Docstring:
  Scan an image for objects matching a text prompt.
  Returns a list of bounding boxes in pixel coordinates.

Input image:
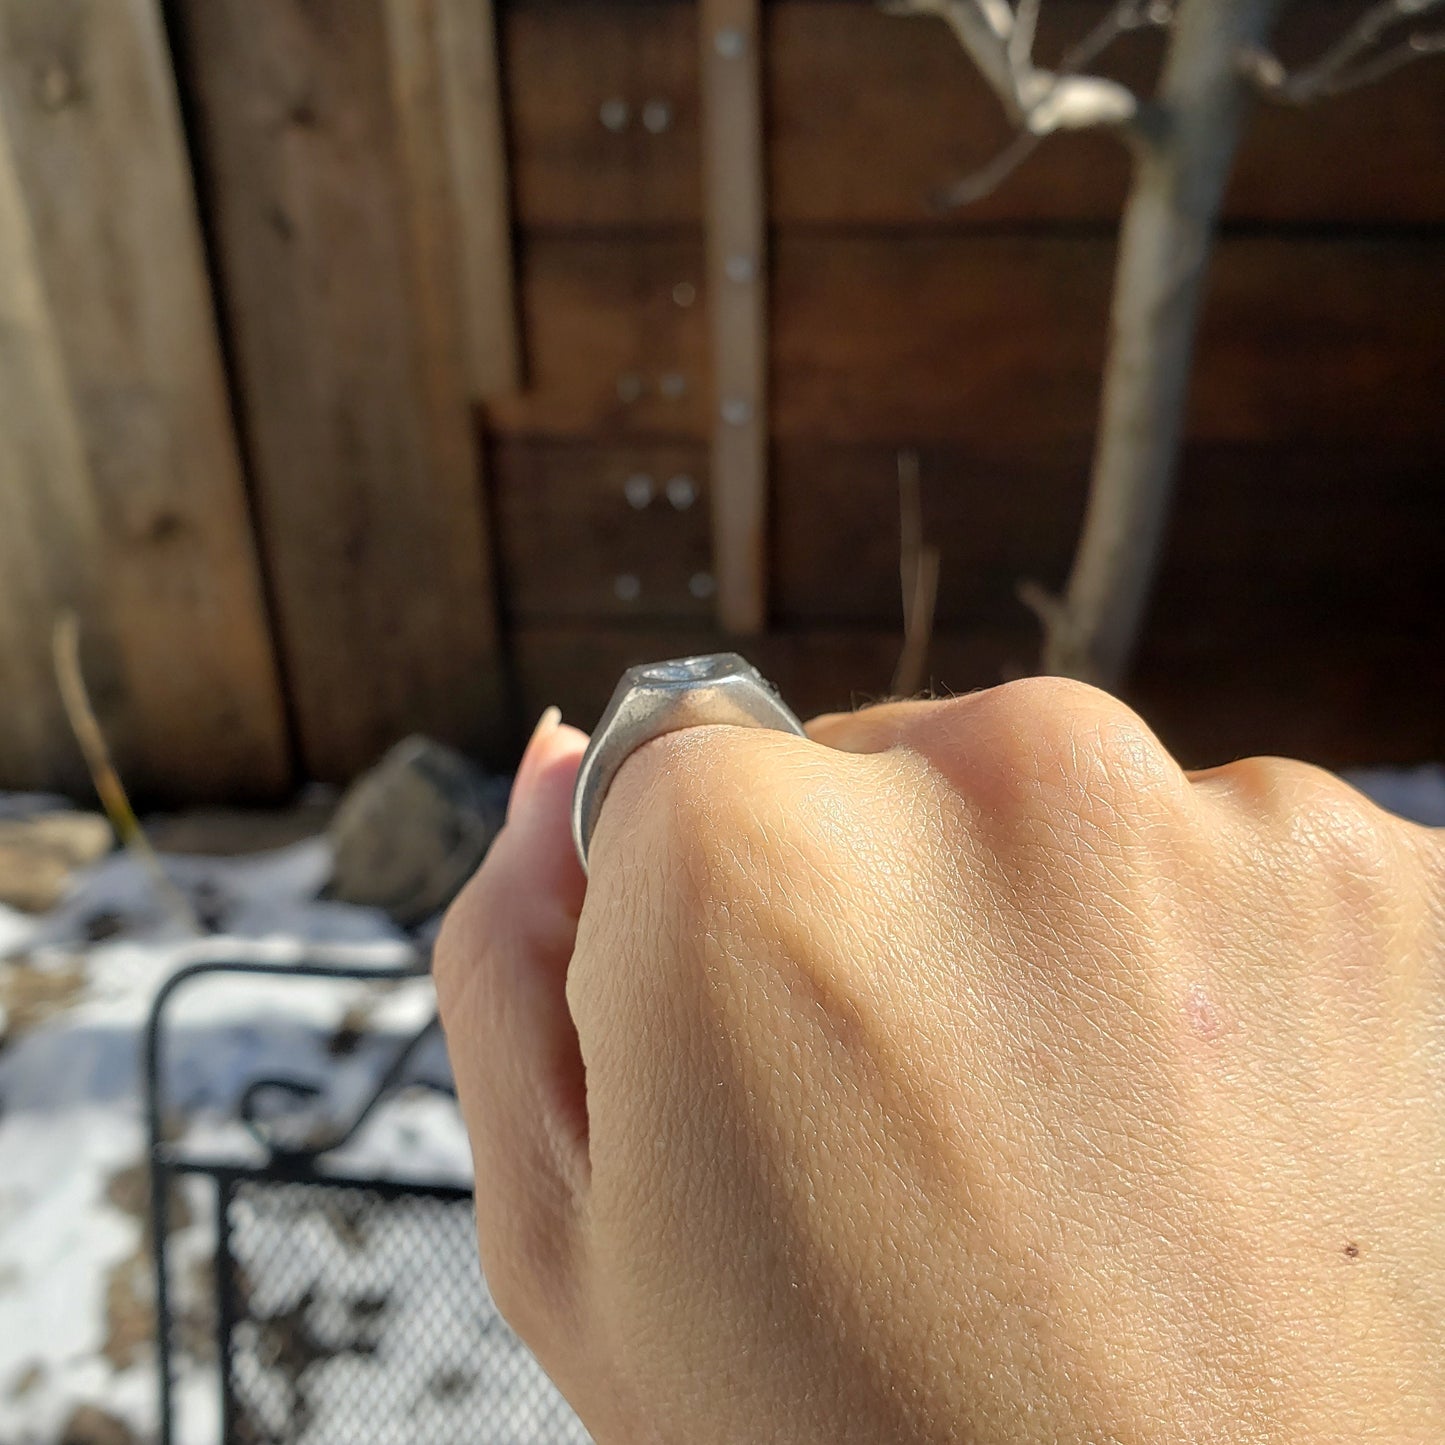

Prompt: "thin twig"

[933,128,1045,207]
[1060,0,1176,74]
[1243,0,1444,101]
[886,0,1143,133]
[891,452,941,697]
[1325,28,1445,90]
[1009,0,1043,71]
[898,449,923,636]
[53,613,198,930]
[1289,0,1439,79]
[918,0,1174,209]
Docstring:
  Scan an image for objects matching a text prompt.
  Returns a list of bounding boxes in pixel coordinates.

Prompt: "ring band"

[570,653,806,871]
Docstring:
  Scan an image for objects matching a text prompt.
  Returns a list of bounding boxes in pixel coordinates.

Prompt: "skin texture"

[434,680,1445,1444]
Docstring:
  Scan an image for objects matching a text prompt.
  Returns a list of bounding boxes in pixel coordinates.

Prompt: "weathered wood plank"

[433,0,521,396]
[493,440,1444,658]
[487,237,710,437]
[769,440,1445,638]
[0,111,107,796]
[503,0,1445,229]
[513,621,1445,771]
[504,0,701,230]
[700,0,769,631]
[173,0,509,780]
[486,235,1445,445]
[0,0,289,802]
[491,440,713,619]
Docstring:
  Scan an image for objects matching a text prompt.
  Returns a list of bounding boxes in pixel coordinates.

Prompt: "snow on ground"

[0,818,585,1444]
[1345,762,1445,827]
[1,765,1439,1443]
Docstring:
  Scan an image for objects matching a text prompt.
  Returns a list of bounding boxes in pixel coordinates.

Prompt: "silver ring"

[571,653,806,871]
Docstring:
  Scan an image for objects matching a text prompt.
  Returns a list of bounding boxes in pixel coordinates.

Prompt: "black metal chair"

[145,955,589,1444]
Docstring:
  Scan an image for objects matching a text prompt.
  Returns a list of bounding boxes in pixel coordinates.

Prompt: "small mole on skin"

[1344,1242,1360,1259]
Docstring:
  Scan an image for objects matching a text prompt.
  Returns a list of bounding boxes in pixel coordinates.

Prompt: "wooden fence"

[1,0,1441,802]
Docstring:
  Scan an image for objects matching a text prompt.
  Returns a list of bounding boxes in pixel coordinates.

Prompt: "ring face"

[570,652,805,871]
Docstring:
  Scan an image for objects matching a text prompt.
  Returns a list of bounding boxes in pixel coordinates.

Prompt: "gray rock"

[326,737,506,926]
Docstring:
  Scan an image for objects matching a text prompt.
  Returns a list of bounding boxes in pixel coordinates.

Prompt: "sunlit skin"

[435,679,1445,1444]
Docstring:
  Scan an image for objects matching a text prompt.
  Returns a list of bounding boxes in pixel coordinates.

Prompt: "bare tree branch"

[932,128,1044,207]
[1009,0,1043,73]
[1242,0,1445,101]
[885,0,1144,134]
[904,0,1438,685]
[1060,0,1177,74]
[903,0,1176,209]
[1027,0,1291,685]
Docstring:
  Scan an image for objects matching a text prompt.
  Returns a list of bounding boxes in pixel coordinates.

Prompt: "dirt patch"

[177,1250,218,1365]
[103,1161,193,1234]
[56,1404,138,1445]
[102,1246,153,1371]
[100,1164,204,1370]
[7,1362,43,1401]
[326,999,374,1057]
[0,958,87,1041]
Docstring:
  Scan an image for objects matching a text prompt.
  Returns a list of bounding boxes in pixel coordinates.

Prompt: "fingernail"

[508,706,562,822]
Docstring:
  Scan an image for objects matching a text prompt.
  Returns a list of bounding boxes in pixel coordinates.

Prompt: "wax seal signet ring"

[570,653,806,871]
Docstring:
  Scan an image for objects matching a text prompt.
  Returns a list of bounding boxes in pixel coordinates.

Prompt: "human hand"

[435,681,1445,1443]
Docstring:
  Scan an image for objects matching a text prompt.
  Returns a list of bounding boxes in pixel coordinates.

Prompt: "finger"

[806,697,959,754]
[434,709,591,1323]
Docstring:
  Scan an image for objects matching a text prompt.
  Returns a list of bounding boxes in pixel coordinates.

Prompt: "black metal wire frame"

[144,953,448,1445]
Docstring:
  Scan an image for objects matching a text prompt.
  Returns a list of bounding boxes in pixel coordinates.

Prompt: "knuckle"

[930,677,1182,815]
[1214,756,1398,877]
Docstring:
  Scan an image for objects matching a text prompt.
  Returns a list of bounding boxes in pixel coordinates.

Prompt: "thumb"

[435,709,592,1327]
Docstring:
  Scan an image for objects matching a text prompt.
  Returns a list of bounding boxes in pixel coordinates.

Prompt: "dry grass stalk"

[52,613,197,930]
[891,451,941,698]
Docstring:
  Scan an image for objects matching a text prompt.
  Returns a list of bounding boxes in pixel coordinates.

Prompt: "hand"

[435,680,1445,1444]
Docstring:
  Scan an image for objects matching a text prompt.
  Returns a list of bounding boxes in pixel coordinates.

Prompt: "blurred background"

[0,0,1440,1441]
[1,0,1441,807]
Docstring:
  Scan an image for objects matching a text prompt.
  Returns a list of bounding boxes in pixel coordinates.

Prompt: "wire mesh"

[220,1178,590,1445]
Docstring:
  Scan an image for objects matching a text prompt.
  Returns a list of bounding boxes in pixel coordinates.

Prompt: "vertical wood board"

[0,110,106,793]
[0,0,289,800]
[433,0,521,397]
[700,0,768,633]
[174,0,508,780]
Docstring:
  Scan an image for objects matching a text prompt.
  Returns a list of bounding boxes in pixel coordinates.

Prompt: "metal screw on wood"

[641,99,673,134]
[623,474,654,509]
[666,475,698,510]
[614,573,642,602]
[35,62,79,110]
[672,281,697,308]
[721,397,752,426]
[714,27,746,58]
[724,254,756,284]
[689,571,717,600]
[616,373,645,404]
[659,372,688,400]
[599,97,630,132]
